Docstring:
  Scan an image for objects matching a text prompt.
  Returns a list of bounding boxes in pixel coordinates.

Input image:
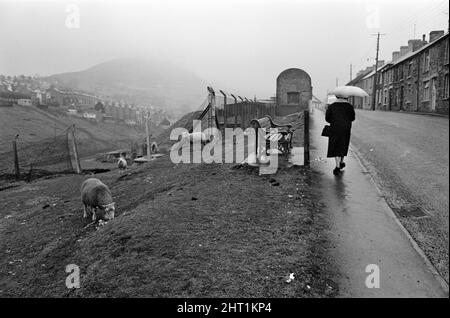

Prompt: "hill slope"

[48,58,207,113]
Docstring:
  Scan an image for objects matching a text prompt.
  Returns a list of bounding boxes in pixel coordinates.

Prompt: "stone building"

[276,68,312,116]
[349,30,449,115]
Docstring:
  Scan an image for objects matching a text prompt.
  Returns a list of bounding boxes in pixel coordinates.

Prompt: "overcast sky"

[0,0,448,99]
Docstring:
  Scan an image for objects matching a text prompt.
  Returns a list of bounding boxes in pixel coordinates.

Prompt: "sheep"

[80,178,115,221]
[117,156,127,174]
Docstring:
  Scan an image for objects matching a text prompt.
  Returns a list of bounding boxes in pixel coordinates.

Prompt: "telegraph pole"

[371,32,386,111]
[350,64,353,82]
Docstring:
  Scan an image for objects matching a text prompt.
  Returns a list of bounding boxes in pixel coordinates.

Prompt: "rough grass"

[0,154,338,297]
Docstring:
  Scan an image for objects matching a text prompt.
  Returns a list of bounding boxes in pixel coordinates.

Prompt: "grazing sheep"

[117,156,127,174]
[81,178,115,221]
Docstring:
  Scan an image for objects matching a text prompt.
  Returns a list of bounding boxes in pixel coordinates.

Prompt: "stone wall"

[276,68,312,116]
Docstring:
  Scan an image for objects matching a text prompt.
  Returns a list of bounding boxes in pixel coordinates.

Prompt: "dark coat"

[325,102,355,158]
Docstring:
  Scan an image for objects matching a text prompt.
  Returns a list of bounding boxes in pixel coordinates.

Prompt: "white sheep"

[80,178,115,221]
[117,156,127,174]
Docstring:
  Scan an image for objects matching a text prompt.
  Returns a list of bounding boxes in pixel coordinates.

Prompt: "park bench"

[249,115,293,156]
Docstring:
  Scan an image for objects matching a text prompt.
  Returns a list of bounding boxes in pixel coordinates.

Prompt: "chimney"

[378,60,385,67]
[400,45,410,56]
[408,39,424,52]
[429,30,445,43]
[422,34,426,42]
[392,51,400,61]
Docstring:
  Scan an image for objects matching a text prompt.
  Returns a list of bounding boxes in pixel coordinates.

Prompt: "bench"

[249,115,293,156]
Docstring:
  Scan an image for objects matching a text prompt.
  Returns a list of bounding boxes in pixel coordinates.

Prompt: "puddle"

[392,206,428,218]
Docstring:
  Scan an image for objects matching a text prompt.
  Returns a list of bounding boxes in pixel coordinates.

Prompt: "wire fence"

[0,125,78,182]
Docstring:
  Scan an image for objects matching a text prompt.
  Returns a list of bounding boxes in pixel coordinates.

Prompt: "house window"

[423,81,430,101]
[408,61,413,77]
[423,50,430,72]
[444,74,449,99]
[384,89,387,105]
[287,92,300,104]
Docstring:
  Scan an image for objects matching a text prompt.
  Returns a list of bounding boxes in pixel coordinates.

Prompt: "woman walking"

[325,96,355,175]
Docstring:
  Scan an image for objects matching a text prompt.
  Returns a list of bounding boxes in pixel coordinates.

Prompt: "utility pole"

[371,32,386,111]
[350,64,353,82]
[13,134,20,180]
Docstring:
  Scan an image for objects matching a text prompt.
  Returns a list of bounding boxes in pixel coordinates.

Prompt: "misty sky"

[0,0,448,100]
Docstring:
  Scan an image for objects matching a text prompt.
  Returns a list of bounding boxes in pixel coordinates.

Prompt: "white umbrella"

[329,86,369,98]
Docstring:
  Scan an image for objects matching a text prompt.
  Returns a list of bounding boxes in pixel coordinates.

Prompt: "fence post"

[12,134,20,180]
[304,110,310,167]
[220,90,227,130]
[207,86,216,134]
[238,96,244,127]
[231,94,238,129]
[145,111,151,161]
[70,125,82,173]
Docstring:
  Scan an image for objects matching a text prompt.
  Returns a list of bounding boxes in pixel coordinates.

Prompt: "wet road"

[310,108,448,297]
[350,110,449,282]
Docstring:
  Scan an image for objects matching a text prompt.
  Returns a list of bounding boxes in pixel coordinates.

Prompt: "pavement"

[310,108,448,297]
[350,109,449,282]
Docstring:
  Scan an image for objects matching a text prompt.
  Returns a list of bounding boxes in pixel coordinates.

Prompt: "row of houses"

[348,30,449,115]
[0,81,171,127]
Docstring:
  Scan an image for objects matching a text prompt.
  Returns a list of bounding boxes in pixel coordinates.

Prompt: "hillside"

[0,151,338,297]
[47,58,207,114]
[0,105,159,179]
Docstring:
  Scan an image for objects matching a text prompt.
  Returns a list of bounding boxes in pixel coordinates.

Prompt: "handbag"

[321,125,332,137]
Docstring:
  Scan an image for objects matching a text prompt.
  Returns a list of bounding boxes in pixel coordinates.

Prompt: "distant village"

[348,30,449,115]
[0,74,172,128]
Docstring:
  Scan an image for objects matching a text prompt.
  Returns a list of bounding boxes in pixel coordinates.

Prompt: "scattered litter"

[314,157,326,163]
[369,148,374,152]
[288,195,294,198]
[306,285,311,289]
[303,217,313,224]
[271,182,280,187]
[269,178,277,183]
[96,220,108,229]
[191,197,198,201]
[4,215,12,219]
[286,273,295,283]
[287,211,292,214]
[42,204,50,209]
[82,221,95,229]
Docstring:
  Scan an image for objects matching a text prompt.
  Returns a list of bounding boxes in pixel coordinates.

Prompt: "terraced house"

[349,30,449,115]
